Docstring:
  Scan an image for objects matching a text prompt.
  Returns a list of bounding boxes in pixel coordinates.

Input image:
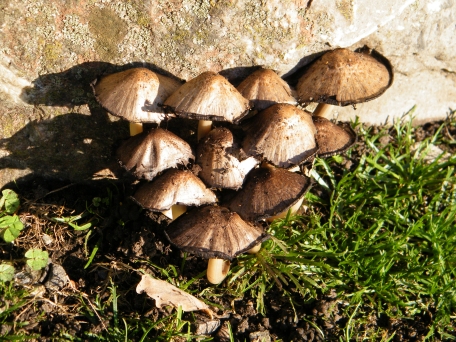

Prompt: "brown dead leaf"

[136,274,213,318]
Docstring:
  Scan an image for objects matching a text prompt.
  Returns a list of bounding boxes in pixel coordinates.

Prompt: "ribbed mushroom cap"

[163,71,250,123]
[297,48,393,106]
[313,117,357,158]
[197,127,259,190]
[116,128,194,180]
[237,68,297,111]
[242,104,318,168]
[226,167,312,222]
[132,169,217,211]
[164,205,269,260]
[91,67,181,123]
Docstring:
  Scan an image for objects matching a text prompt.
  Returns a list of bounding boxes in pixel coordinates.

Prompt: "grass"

[1,112,456,340]
[217,112,456,339]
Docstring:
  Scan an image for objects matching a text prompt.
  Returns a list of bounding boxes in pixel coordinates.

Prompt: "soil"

[1,119,455,341]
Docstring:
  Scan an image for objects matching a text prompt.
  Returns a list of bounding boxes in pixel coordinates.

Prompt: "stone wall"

[1,0,455,188]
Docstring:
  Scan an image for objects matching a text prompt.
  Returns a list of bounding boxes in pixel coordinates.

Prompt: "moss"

[43,42,62,64]
[336,0,354,22]
[136,12,151,28]
[88,7,128,60]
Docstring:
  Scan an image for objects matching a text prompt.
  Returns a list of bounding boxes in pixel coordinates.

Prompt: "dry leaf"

[136,275,212,317]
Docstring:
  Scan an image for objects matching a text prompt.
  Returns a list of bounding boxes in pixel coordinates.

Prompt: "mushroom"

[165,205,269,284]
[242,103,318,169]
[313,116,357,158]
[296,48,393,118]
[237,68,297,112]
[116,128,194,181]
[132,169,217,220]
[197,127,259,190]
[91,67,181,136]
[163,71,250,140]
[226,164,312,222]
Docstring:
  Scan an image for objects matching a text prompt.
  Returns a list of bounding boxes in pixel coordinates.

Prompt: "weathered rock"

[0,0,454,188]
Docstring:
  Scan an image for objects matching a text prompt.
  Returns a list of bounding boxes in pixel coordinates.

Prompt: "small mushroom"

[164,71,250,140]
[197,127,259,190]
[116,128,194,181]
[226,164,312,222]
[237,68,297,112]
[132,169,217,220]
[165,205,269,284]
[313,117,357,158]
[242,103,318,169]
[91,68,181,136]
[296,48,393,118]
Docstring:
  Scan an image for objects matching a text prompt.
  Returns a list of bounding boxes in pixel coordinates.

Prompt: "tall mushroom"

[296,48,393,118]
[237,68,297,112]
[164,71,250,141]
[91,67,181,136]
[132,169,217,220]
[165,205,268,284]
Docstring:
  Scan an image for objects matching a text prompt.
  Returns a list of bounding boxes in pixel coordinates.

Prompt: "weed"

[0,282,40,340]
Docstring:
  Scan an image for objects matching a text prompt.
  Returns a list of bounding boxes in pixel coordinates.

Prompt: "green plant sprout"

[24,249,49,271]
[0,189,24,243]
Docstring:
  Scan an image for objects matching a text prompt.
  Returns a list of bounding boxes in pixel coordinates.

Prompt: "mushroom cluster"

[91,47,393,284]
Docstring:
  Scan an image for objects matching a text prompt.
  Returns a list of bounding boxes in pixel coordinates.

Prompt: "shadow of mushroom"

[20,61,182,108]
[0,61,184,190]
[0,109,129,190]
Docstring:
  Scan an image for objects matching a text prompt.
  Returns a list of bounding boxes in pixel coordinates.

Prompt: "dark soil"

[1,119,455,341]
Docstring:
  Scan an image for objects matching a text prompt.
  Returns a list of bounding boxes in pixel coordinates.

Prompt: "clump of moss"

[336,0,354,22]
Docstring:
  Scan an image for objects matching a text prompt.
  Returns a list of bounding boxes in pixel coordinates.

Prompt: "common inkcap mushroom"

[197,127,258,190]
[165,205,268,284]
[132,169,217,220]
[296,48,393,118]
[313,116,357,158]
[91,67,181,136]
[243,103,318,169]
[237,68,297,112]
[116,128,194,181]
[164,71,250,140]
[226,164,312,222]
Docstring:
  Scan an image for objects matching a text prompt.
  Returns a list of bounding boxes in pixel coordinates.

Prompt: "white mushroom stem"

[197,120,213,141]
[162,204,187,220]
[246,243,261,254]
[312,103,333,118]
[130,122,144,136]
[207,258,230,284]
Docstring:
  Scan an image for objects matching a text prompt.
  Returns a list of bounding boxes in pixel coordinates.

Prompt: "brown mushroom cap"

[237,68,297,111]
[116,128,194,180]
[91,68,181,123]
[197,127,259,190]
[164,205,269,260]
[242,103,318,168]
[163,71,250,123]
[296,48,393,106]
[313,117,357,158]
[226,167,312,222]
[132,169,217,211]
